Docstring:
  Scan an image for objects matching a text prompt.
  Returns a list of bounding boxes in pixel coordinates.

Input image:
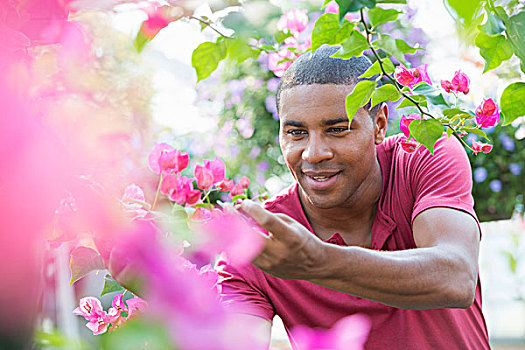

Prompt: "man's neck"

[298,160,383,247]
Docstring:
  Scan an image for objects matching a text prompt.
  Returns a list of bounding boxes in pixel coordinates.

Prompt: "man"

[217,46,491,349]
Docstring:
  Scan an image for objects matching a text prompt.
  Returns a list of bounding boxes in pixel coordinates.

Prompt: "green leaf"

[396,95,427,109]
[192,39,227,82]
[345,80,376,123]
[225,38,260,64]
[311,13,354,52]
[193,203,215,209]
[474,31,513,72]
[500,82,525,125]
[442,108,471,120]
[99,319,172,349]
[376,0,406,3]
[408,118,444,155]
[445,0,483,26]
[459,126,490,140]
[359,58,395,78]
[230,194,247,202]
[502,251,517,273]
[101,274,124,296]
[134,30,150,53]
[446,127,455,137]
[507,12,525,69]
[70,246,105,285]
[479,9,506,34]
[368,7,401,27]
[412,82,449,106]
[336,0,376,21]
[331,30,369,59]
[493,6,509,21]
[370,84,401,107]
[375,34,417,65]
[274,31,295,43]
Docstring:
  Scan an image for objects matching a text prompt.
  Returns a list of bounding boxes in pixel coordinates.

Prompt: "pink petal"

[148,143,173,174]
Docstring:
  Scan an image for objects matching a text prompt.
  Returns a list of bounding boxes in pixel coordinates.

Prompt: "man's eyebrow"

[283,120,305,127]
[323,118,350,126]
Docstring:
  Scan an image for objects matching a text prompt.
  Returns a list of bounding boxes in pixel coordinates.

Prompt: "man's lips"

[302,170,342,188]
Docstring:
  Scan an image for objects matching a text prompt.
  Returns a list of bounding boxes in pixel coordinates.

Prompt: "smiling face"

[279,84,387,210]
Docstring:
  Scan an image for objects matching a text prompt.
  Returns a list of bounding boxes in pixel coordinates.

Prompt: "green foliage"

[345,80,376,123]
[371,84,401,107]
[445,0,483,26]
[331,30,369,59]
[192,38,227,82]
[226,38,260,64]
[101,274,124,296]
[506,12,525,72]
[475,31,514,72]
[501,82,525,125]
[397,95,427,109]
[459,126,490,140]
[479,9,506,35]
[99,319,172,349]
[408,118,444,154]
[368,7,401,27]
[34,328,89,349]
[311,13,354,52]
[70,246,105,285]
[411,82,449,107]
[336,0,376,21]
[359,58,395,78]
[442,107,471,119]
[374,34,418,65]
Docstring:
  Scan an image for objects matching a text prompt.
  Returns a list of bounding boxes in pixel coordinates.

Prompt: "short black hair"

[276,45,381,118]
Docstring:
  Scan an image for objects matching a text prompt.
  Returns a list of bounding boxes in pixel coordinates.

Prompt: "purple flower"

[473,167,487,183]
[498,133,515,152]
[509,163,521,175]
[267,78,280,92]
[257,161,270,172]
[249,146,261,159]
[489,179,502,192]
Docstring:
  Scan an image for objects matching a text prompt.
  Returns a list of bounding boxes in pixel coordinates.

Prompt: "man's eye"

[329,127,349,134]
[287,129,306,136]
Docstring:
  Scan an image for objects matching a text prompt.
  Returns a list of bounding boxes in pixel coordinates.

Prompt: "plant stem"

[190,16,233,39]
[151,174,164,211]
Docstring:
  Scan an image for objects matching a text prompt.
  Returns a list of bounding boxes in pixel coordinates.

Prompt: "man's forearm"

[309,243,477,310]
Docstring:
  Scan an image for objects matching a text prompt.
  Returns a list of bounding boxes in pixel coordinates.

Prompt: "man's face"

[278,84,386,209]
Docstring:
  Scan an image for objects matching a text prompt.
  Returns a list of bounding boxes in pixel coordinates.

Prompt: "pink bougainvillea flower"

[277,8,309,36]
[394,64,431,88]
[217,179,234,192]
[158,149,190,174]
[148,143,173,174]
[73,296,105,321]
[160,173,178,195]
[194,164,214,190]
[441,70,470,95]
[121,184,148,218]
[189,207,212,222]
[323,1,354,20]
[291,314,371,350]
[400,138,419,153]
[141,6,172,40]
[399,113,420,138]
[204,157,226,184]
[472,141,493,155]
[268,47,296,77]
[239,176,250,189]
[161,174,200,205]
[126,296,148,317]
[475,98,500,129]
[230,184,245,197]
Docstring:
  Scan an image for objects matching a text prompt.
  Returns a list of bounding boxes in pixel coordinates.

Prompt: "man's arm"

[240,201,480,310]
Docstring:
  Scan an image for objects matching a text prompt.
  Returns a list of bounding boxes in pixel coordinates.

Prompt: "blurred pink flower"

[121,184,148,218]
[141,6,172,39]
[204,157,226,183]
[277,8,309,36]
[239,176,250,189]
[161,174,200,205]
[323,1,354,21]
[399,113,420,138]
[158,149,190,174]
[394,64,431,88]
[268,47,295,77]
[217,179,234,192]
[441,70,470,95]
[230,184,245,197]
[73,297,110,335]
[475,98,499,128]
[148,143,173,174]
[195,164,214,190]
[291,314,371,350]
[472,141,493,155]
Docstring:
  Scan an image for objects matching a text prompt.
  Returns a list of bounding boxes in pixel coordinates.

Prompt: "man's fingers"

[239,200,291,238]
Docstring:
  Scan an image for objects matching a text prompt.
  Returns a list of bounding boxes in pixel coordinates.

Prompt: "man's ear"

[374,103,388,145]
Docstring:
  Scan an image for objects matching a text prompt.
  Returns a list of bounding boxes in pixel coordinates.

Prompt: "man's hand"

[239,200,328,280]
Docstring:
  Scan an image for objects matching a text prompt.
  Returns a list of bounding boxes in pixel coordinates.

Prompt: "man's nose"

[302,134,333,163]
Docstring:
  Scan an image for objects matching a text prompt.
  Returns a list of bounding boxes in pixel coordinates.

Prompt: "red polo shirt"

[217,134,490,349]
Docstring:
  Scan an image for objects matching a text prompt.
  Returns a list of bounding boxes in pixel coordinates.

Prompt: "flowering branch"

[189,16,233,39]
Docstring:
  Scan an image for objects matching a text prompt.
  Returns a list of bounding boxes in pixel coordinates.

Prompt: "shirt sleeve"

[409,135,481,234]
[215,258,276,322]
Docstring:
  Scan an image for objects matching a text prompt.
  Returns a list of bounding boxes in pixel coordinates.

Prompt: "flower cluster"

[73,294,147,335]
[394,64,432,88]
[440,70,470,95]
[398,113,421,153]
[268,9,311,77]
